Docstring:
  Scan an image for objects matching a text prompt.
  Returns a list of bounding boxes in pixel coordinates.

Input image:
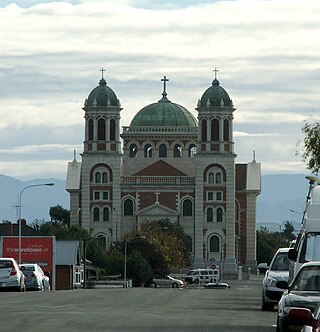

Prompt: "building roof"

[199,78,232,108]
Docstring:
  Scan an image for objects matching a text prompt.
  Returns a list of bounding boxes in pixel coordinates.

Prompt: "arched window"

[103,208,109,222]
[182,199,193,216]
[210,235,220,253]
[208,173,214,184]
[188,144,197,158]
[159,144,167,158]
[144,144,152,158]
[129,144,138,158]
[124,199,134,216]
[95,172,101,184]
[215,172,222,184]
[98,118,106,140]
[201,119,207,142]
[110,119,116,141]
[211,119,219,141]
[102,172,108,183]
[88,119,94,141]
[207,208,213,222]
[93,207,100,222]
[96,236,106,250]
[223,119,229,141]
[217,208,223,222]
[174,144,182,158]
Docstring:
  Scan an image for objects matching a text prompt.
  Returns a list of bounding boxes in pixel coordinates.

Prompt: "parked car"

[184,268,220,284]
[288,304,320,332]
[19,263,50,291]
[276,261,320,332]
[151,275,184,288]
[262,247,290,311]
[0,258,25,292]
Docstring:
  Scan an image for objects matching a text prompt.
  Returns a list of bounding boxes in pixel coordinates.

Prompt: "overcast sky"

[0,0,319,181]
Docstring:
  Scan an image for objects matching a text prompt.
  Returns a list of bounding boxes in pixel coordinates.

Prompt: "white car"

[19,263,50,291]
[152,275,184,288]
[262,247,290,311]
[0,258,25,292]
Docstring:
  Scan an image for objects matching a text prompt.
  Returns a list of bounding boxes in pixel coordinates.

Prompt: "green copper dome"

[130,90,197,127]
[86,77,119,107]
[199,78,232,108]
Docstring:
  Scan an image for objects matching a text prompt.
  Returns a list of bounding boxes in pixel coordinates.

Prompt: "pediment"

[138,203,178,216]
[133,160,187,176]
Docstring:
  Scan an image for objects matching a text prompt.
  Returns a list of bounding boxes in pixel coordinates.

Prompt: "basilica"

[66,70,261,274]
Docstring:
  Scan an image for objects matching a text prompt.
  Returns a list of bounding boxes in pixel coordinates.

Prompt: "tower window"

[103,207,109,222]
[98,118,106,140]
[207,208,213,222]
[102,172,108,183]
[88,119,94,141]
[210,235,220,253]
[223,119,229,141]
[201,119,207,142]
[93,207,100,222]
[208,173,214,184]
[95,172,101,184]
[159,144,167,158]
[110,119,116,141]
[217,208,223,222]
[216,172,222,184]
[211,119,219,141]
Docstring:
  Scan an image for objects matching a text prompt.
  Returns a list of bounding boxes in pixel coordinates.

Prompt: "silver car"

[262,247,290,311]
[152,275,184,288]
[0,258,25,292]
[19,263,50,291]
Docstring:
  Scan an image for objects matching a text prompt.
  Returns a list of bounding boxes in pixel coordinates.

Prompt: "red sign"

[2,237,53,273]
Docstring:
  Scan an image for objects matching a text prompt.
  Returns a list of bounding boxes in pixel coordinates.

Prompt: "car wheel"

[172,283,178,288]
[194,278,199,284]
[151,282,157,288]
[261,296,274,311]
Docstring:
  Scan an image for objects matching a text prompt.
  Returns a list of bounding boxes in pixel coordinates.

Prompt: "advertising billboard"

[2,237,54,273]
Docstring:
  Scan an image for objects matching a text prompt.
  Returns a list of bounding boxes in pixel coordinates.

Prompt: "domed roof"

[199,78,232,108]
[86,77,119,107]
[130,77,197,127]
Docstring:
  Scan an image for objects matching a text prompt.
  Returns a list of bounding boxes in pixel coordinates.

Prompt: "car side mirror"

[276,280,289,289]
[288,248,297,261]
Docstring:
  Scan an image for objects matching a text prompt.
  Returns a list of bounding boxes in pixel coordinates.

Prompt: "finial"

[158,76,170,102]
[100,67,105,79]
[253,150,256,162]
[213,67,219,80]
[73,150,77,162]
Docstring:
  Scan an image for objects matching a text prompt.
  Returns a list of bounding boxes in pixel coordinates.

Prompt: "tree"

[49,205,70,227]
[282,221,296,243]
[298,119,320,174]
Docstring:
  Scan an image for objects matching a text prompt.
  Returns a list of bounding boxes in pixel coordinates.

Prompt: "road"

[0,279,278,332]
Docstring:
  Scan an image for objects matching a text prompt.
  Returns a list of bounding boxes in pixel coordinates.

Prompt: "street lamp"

[18,182,55,264]
[124,236,144,288]
[83,233,108,289]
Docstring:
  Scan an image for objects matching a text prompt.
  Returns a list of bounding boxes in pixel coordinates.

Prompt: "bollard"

[238,266,243,280]
[248,267,251,280]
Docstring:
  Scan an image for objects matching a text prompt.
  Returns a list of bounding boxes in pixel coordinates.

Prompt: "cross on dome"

[161,76,169,97]
[213,67,219,80]
[100,67,106,79]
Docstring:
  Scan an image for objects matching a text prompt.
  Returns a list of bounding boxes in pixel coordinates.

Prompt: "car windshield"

[271,252,290,271]
[292,266,320,291]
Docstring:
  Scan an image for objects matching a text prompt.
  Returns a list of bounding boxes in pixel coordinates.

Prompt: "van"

[184,268,220,284]
[288,177,320,282]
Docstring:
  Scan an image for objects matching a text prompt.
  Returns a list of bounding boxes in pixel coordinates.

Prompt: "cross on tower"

[213,67,219,80]
[100,67,106,79]
[161,76,169,94]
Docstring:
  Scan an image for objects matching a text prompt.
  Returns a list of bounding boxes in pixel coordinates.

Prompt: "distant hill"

[0,174,69,224]
[0,173,311,232]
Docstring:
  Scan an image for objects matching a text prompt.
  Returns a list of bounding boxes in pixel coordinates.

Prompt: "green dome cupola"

[85,70,120,107]
[130,76,197,127]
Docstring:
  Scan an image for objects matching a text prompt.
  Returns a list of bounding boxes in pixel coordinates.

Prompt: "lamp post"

[124,236,144,288]
[83,233,108,289]
[18,182,55,264]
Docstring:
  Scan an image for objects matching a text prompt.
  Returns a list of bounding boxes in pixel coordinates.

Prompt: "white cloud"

[0,0,319,179]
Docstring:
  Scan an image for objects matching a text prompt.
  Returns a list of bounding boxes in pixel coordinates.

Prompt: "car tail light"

[10,267,17,276]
